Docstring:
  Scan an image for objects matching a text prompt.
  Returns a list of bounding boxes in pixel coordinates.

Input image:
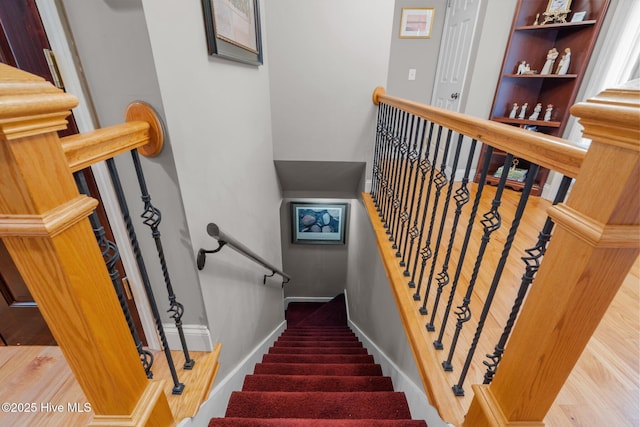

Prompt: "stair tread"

[225,391,412,419]
[254,362,383,376]
[209,418,428,426]
[274,341,363,348]
[269,346,368,355]
[263,354,375,364]
[242,374,394,392]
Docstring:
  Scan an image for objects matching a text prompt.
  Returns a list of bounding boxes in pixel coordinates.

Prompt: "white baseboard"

[163,323,213,352]
[344,290,450,427]
[177,321,286,426]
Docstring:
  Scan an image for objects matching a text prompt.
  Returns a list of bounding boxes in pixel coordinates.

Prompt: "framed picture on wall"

[291,202,349,244]
[399,8,435,38]
[201,0,263,65]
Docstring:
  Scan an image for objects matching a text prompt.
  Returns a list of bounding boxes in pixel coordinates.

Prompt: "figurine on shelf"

[517,60,527,75]
[533,13,540,25]
[509,103,519,118]
[529,103,542,120]
[544,104,554,121]
[556,48,571,74]
[541,48,559,75]
[518,102,528,119]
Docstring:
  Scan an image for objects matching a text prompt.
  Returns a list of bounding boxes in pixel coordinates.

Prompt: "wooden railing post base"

[465,385,544,427]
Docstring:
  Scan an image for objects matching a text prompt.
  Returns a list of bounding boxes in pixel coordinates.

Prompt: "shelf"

[492,117,561,127]
[484,175,541,193]
[503,74,577,79]
[515,20,597,31]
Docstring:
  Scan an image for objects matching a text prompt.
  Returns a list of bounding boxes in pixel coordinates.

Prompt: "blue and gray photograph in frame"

[293,203,346,243]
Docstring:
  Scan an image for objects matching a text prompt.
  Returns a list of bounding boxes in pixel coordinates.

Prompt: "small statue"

[541,48,559,75]
[518,102,528,119]
[509,103,519,119]
[556,48,571,74]
[529,103,542,120]
[544,104,554,121]
[533,13,540,25]
[517,60,527,75]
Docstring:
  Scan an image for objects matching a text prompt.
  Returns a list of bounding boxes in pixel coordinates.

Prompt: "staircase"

[208,294,427,426]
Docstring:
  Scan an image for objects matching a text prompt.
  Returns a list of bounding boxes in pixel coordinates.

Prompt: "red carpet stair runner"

[209,294,428,426]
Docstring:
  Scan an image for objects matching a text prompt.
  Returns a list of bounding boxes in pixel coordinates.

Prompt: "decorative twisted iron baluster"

[420,132,464,317]
[442,153,513,373]
[387,111,409,242]
[482,175,573,384]
[393,115,417,257]
[381,106,401,227]
[435,146,490,350]
[375,104,392,215]
[427,139,478,332]
[371,103,386,205]
[452,162,539,396]
[414,129,453,307]
[412,127,446,300]
[403,122,434,279]
[73,171,154,379]
[408,125,442,288]
[400,118,428,269]
[130,150,195,370]
[105,158,185,394]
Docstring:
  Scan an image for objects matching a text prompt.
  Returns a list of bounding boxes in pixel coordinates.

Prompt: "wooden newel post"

[0,65,174,425]
[464,80,640,427]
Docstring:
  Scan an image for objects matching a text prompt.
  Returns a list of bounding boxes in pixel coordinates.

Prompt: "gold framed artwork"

[545,0,572,13]
[399,8,434,39]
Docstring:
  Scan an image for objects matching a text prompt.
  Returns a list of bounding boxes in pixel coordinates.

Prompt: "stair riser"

[268,347,368,355]
[262,354,375,364]
[273,341,363,348]
[253,363,383,376]
[242,375,394,392]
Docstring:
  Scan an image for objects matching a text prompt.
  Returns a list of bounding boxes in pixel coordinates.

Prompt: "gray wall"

[387,0,447,103]
[280,199,350,298]
[60,0,207,326]
[266,0,394,171]
[140,0,284,380]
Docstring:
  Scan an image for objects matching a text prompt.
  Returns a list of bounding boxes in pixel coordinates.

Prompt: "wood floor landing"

[0,346,220,426]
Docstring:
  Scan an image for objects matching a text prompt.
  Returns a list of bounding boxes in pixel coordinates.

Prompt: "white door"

[431,0,482,112]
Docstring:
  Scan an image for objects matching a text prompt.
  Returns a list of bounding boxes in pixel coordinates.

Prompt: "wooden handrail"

[0,63,174,426]
[372,86,586,178]
[61,101,164,172]
[463,79,639,426]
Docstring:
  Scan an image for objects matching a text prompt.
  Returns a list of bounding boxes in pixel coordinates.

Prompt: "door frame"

[36,0,161,350]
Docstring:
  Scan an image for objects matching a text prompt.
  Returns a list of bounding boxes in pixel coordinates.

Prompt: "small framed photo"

[201,0,263,65]
[399,8,435,38]
[571,11,587,22]
[291,202,349,244]
[545,0,572,13]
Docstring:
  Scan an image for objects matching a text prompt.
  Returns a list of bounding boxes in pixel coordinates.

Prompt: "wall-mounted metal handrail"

[197,223,292,285]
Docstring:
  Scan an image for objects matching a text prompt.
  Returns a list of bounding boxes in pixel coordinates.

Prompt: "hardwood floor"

[0,187,637,426]
[0,347,219,426]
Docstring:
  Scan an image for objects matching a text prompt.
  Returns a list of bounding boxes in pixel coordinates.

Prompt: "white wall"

[140,0,285,379]
[266,0,394,171]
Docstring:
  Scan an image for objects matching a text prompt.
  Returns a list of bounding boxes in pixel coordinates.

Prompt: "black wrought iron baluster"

[400,118,428,269]
[442,153,513,374]
[375,103,392,209]
[131,149,195,370]
[434,145,491,351]
[105,158,185,395]
[371,102,385,203]
[408,124,441,288]
[403,122,434,280]
[482,175,573,384]
[420,132,463,317]
[393,114,417,258]
[411,126,445,298]
[427,139,478,332]
[452,162,539,396]
[73,171,154,379]
[414,129,452,306]
[381,106,400,226]
[387,111,409,242]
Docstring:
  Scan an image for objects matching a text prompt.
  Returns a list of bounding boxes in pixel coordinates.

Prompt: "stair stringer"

[177,321,286,427]
[345,290,452,427]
